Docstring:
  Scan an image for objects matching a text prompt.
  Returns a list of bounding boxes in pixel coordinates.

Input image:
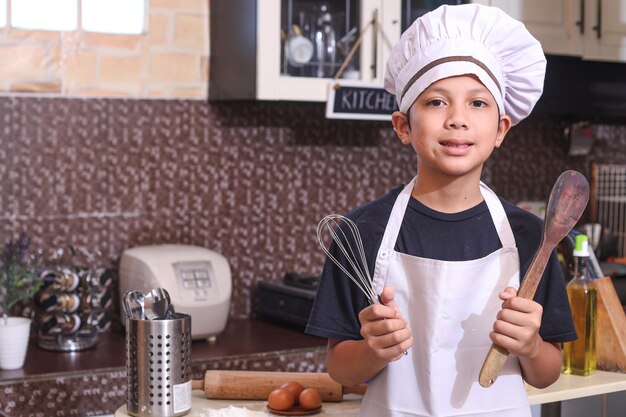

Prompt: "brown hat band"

[400,56,502,104]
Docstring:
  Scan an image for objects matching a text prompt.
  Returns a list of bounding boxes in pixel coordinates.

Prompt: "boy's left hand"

[489,287,543,359]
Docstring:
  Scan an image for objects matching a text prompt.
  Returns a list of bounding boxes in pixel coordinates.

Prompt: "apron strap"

[372,178,415,293]
[480,181,516,248]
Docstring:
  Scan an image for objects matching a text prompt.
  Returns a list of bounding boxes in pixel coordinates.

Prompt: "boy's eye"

[427,99,445,106]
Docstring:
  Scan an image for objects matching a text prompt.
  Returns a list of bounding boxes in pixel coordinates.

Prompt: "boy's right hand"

[358,285,412,361]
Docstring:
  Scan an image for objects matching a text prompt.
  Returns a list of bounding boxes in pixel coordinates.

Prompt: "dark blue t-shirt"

[305,185,576,344]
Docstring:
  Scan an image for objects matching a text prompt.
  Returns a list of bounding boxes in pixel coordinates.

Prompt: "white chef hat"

[384,4,546,125]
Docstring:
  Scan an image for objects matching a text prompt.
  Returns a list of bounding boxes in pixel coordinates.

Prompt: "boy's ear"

[392,111,411,145]
[495,114,512,148]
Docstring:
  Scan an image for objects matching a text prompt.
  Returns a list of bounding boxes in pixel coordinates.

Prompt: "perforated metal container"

[126,313,192,417]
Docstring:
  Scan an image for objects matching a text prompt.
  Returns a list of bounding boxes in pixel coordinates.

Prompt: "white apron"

[359,178,531,417]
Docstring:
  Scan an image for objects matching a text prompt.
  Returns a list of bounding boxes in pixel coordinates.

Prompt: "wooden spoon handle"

[478,247,553,387]
[517,246,552,300]
[478,344,510,388]
[478,170,589,388]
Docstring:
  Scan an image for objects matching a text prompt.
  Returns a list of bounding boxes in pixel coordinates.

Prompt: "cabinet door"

[256,0,401,102]
[401,0,470,31]
[582,0,626,61]
[473,0,584,56]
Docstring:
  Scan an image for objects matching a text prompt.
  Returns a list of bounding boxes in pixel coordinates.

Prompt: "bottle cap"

[573,234,590,257]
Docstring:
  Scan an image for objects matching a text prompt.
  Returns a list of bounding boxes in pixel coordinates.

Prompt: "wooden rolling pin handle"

[343,384,368,396]
[478,343,510,388]
[192,370,362,402]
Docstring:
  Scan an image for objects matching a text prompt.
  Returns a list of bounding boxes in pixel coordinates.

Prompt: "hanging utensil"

[479,170,590,387]
[314,7,336,78]
[286,24,314,67]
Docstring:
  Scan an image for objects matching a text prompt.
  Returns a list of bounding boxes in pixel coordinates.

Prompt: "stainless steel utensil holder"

[126,313,192,417]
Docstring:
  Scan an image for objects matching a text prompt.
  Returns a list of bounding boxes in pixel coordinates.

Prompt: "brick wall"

[0,0,208,98]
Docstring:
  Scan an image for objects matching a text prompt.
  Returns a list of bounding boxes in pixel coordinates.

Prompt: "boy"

[306,4,576,417]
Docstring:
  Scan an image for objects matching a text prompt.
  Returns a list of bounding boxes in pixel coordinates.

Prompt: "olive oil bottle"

[562,234,597,376]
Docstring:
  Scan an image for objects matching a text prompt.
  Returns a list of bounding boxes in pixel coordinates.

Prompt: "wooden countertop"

[0,319,326,382]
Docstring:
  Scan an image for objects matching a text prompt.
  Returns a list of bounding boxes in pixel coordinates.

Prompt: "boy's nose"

[445,105,468,129]
[446,116,468,129]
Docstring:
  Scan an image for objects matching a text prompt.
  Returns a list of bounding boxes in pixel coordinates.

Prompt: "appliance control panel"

[172,260,219,301]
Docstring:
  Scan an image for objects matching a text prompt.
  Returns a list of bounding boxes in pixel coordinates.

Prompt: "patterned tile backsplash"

[1,97,625,319]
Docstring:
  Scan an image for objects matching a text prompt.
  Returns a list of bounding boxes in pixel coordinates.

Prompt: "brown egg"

[267,388,295,411]
[298,387,322,410]
[279,381,305,402]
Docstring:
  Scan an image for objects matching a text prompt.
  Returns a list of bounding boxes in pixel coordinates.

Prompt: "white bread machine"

[119,244,232,340]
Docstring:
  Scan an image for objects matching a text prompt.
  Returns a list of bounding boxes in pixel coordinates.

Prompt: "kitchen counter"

[112,372,626,417]
[5,318,626,417]
[114,391,363,417]
[526,370,626,404]
[0,320,327,417]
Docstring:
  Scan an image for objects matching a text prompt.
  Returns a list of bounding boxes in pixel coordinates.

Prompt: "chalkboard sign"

[325,81,398,121]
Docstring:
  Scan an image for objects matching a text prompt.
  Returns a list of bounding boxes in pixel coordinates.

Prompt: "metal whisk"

[317,214,409,355]
[317,214,379,305]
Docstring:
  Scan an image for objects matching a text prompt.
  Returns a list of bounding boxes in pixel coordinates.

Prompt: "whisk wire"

[317,221,369,299]
[317,214,378,305]
[317,214,409,356]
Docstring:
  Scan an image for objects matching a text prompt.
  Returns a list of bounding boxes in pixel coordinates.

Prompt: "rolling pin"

[192,370,367,401]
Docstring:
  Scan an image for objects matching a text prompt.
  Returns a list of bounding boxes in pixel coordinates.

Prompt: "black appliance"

[257,273,319,328]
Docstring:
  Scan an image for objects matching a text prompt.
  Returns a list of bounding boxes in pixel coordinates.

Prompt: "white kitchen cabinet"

[474,0,626,62]
[256,0,401,102]
[582,0,626,61]
[210,0,402,102]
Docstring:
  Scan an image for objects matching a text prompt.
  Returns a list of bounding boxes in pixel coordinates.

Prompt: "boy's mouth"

[439,140,472,148]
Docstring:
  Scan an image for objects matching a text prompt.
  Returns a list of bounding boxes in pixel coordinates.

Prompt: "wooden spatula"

[478,170,590,388]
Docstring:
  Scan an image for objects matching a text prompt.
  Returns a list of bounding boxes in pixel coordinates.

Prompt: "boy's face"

[392,75,511,180]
